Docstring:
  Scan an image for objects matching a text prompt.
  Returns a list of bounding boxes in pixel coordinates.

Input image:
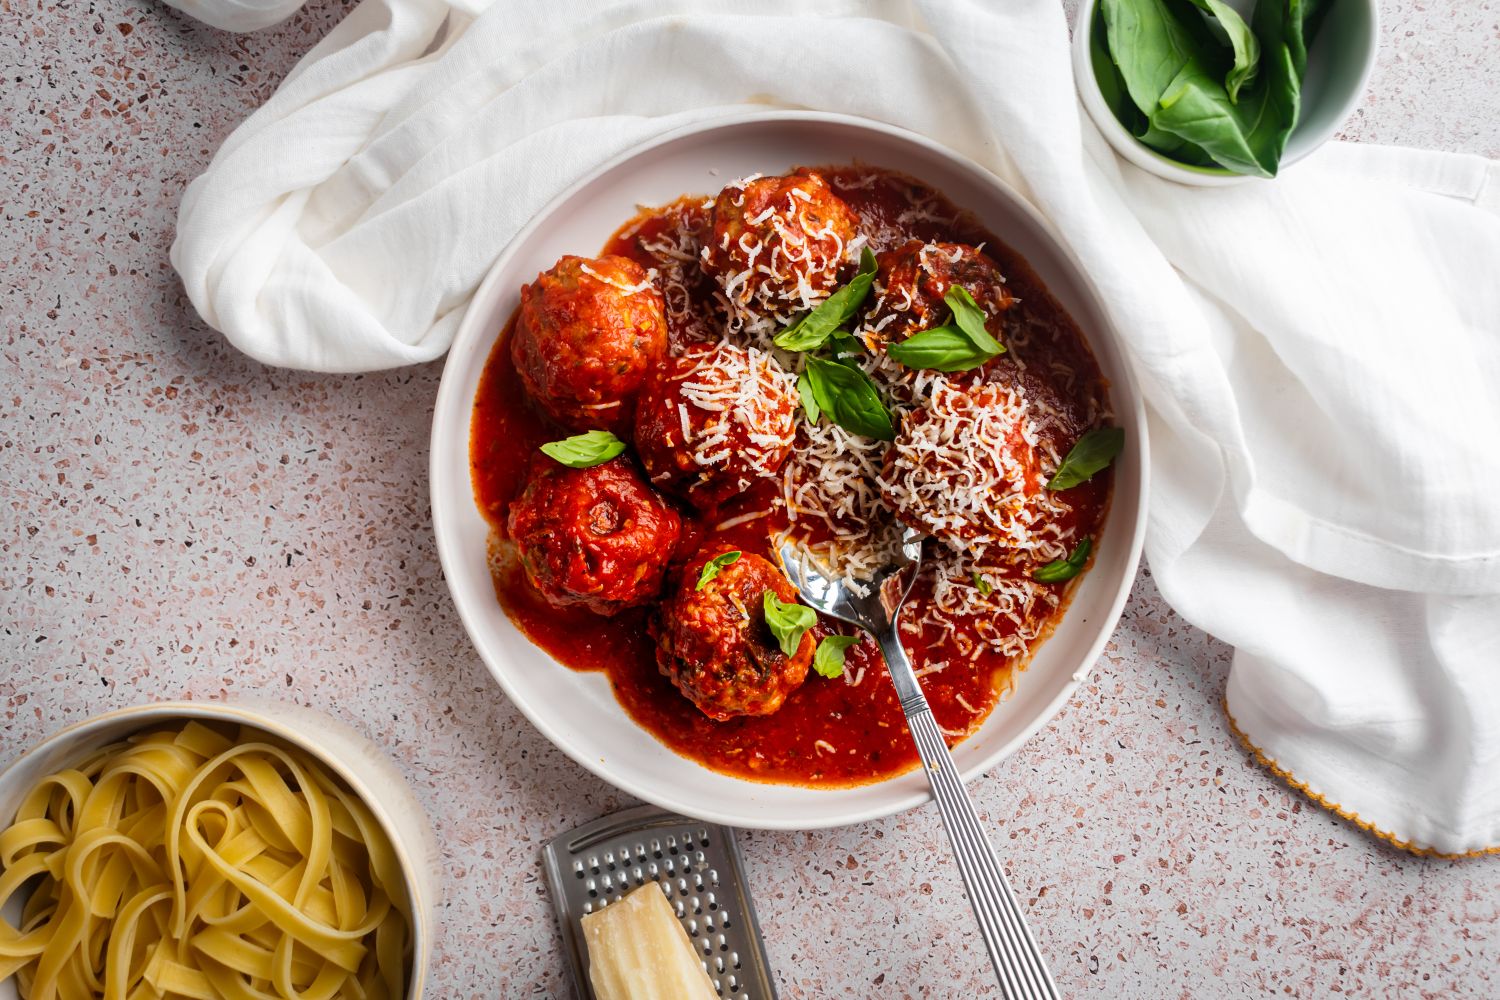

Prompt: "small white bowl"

[1073,0,1379,185]
[0,701,440,1000]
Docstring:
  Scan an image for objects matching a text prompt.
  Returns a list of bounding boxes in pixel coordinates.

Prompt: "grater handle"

[877,629,1060,1000]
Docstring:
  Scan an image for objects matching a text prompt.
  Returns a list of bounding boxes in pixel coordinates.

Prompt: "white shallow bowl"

[0,700,440,1000]
[1073,0,1379,186]
[431,111,1148,830]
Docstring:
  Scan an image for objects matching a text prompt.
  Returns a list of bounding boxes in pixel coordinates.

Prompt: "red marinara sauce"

[469,166,1113,786]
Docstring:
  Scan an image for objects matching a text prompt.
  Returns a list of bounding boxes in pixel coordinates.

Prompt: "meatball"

[701,171,862,328]
[510,255,668,433]
[652,548,815,721]
[862,240,1016,351]
[633,342,798,510]
[506,457,681,615]
[879,379,1042,554]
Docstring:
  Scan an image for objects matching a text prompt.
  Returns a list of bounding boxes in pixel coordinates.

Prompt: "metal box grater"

[542,804,778,1000]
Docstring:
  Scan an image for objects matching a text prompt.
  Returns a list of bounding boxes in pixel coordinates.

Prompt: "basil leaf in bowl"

[1096,0,1329,177]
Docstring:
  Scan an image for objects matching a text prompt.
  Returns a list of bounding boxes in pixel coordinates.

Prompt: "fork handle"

[878,630,1060,1000]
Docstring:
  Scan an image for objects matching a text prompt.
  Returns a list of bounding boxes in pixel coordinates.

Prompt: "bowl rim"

[429,108,1150,829]
[1072,0,1380,186]
[0,700,434,1000]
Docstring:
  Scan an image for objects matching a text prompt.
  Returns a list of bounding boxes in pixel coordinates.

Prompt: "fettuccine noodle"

[0,721,410,999]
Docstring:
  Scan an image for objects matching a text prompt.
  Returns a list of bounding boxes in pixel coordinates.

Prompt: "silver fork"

[778,528,1059,1000]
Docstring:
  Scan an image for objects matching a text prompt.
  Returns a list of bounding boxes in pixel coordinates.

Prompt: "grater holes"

[587,854,600,875]
[717,932,729,952]
[650,838,663,859]
[728,974,742,993]
[731,951,742,971]
[705,891,718,911]
[697,829,710,847]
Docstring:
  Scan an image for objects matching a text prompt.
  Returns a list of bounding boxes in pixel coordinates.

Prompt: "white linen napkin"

[169,0,1500,855]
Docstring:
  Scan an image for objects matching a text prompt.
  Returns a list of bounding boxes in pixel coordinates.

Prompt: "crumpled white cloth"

[170,0,1500,854]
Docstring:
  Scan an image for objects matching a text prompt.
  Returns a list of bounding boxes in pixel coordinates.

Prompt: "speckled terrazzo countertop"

[3,1,1497,996]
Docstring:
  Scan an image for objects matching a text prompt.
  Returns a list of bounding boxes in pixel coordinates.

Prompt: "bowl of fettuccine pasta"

[0,701,438,1000]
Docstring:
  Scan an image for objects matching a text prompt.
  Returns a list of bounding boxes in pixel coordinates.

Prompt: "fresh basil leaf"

[972,573,993,597]
[773,247,878,352]
[1184,0,1260,103]
[829,329,863,361]
[1090,5,1148,135]
[763,591,817,657]
[1101,0,1208,119]
[887,327,995,372]
[1093,5,1215,165]
[1100,0,1325,178]
[802,358,894,441]
[943,286,1005,356]
[812,634,861,679]
[539,430,627,469]
[796,370,822,424]
[796,371,822,424]
[696,550,741,591]
[1033,537,1094,584]
[1149,51,1285,177]
[1047,427,1125,490]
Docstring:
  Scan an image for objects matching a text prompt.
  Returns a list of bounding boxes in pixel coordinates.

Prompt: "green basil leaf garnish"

[1033,537,1093,584]
[801,358,894,441]
[772,247,878,352]
[972,573,993,596]
[943,286,1005,357]
[812,634,861,679]
[796,370,821,424]
[829,329,863,361]
[763,591,817,657]
[1047,427,1125,490]
[887,286,1005,372]
[695,550,741,591]
[539,429,627,469]
[887,327,995,372]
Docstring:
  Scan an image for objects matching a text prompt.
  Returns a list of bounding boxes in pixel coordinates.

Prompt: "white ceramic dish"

[430,111,1148,830]
[1073,0,1379,186]
[0,700,439,1000]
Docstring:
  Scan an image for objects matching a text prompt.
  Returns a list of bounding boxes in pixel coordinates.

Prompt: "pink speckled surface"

[2,1,1497,997]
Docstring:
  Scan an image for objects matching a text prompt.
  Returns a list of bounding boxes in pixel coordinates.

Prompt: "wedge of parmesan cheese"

[582,884,718,1000]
